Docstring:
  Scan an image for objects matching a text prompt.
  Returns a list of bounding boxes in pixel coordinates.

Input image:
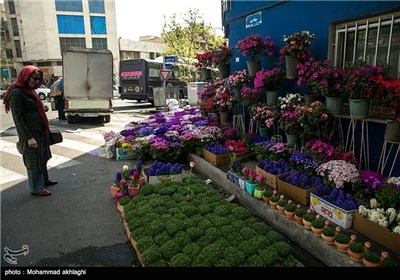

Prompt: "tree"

[162,9,224,82]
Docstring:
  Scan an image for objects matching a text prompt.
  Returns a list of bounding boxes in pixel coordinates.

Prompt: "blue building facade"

[221,1,400,177]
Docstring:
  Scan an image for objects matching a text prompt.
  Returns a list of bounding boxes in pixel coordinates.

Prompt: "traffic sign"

[164,56,177,63]
[160,69,171,81]
[164,63,174,70]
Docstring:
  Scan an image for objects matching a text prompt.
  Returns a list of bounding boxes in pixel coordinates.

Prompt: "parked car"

[35,85,51,100]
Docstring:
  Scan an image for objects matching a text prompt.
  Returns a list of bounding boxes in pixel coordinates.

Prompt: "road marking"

[0,139,81,169]
[0,167,25,186]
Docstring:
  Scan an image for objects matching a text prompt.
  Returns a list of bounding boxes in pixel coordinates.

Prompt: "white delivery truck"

[62,47,113,124]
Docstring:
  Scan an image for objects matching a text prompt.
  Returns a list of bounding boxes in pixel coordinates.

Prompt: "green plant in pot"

[310,215,325,236]
[262,188,272,204]
[269,190,279,209]
[321,224,336,245]
[294,205,306,224]
[362,250,380,267]
[334,226,350,253]
[277,195,287,213]
[284,200,296,219]
[302,209,316,230]
[348,241,364,262]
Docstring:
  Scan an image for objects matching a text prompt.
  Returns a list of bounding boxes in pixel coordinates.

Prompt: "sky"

[114,0,223,40]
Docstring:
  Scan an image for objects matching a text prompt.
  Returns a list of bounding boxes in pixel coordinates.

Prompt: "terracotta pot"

[335,241,349,253]
[262,195,270,204]
[128,186,140,197]
[277,205,285,214]
[303,220,312,230]
[269,201,278,209]
[294,215,303,225]
[285,210,295,219]
[362,258,380,267]
[110,185,119,198]
[348,249,363,262]
[321,233,335,245]
[311,226,323,237]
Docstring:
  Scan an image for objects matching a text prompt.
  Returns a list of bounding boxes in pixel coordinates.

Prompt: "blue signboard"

[246,11,262,28]
[164,56,177,63]
[164,63,174,70]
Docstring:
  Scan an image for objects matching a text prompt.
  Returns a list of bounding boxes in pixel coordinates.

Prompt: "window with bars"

[92,38,107,49]
[89,0,105,13]
[59,37,86,53]
[334,12,400,78]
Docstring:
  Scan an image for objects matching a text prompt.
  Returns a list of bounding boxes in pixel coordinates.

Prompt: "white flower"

[393,226,400,234]
[387,176,400,185]
[370,198,378,209]
[122,165,129,172]
[386,208,397,224]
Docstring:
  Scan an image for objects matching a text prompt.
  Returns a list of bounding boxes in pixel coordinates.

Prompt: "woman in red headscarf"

[3,65,57,196]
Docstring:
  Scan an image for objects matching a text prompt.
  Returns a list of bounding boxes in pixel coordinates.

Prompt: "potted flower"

[295,101,330,143]
[269,189,279,208]
[380,78,400,142]
[203,142,231,167]
[302,209,316,230]
[211,41,233,78]
[321,223,336,245]
[316,160,359,189]
[254,67,285,105]
[228,70,250,100]
[334,230,350,253]
[244,168,258,196]
[194,50,213,80]
[343,64,388,119]
[254,173,266,200]
[279,31,316,79]
[240,86,263,108]
[235,34,275,76]
[250,103,276,133]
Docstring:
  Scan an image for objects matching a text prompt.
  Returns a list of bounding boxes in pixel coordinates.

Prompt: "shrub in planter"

[160,240,181,261]
[302,213,316,223]
[271,241,292,259]
[118,195,131,206]
[321,226,335,237]
[349,241,364,253]
[141,245,163,266]
[335,233,350,244]
[294,208,307,218]
[362,250,381,264]
[169,253,192,267]
[380,258,399,267]
[311,218,325,229]
[284,202,297,213]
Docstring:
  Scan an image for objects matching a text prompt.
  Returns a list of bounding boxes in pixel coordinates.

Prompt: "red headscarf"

[3,65,50,133]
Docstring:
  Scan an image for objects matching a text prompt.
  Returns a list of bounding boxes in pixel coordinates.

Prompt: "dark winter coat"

[8,88,52,170]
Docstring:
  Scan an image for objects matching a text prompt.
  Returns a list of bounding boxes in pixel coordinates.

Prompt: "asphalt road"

[1,99,155,269]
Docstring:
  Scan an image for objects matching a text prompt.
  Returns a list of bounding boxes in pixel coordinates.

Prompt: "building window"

[37,62,52,67]
[120,51,140,60]
[55,0,83,12]
[6,49,13,59]
[59,37,86,53]
[57,15,84,34]
[14,40,21,57]
[8,0,15,14]
[89,0,105,13]
[90,16,106,34]
[11,18,18,36]
[92,38,107,49]
[334,12,400,78]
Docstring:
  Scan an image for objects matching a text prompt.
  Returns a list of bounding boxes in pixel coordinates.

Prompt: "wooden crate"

[256,165,277,189]
[277,178,315,205]
[203,148,231,167]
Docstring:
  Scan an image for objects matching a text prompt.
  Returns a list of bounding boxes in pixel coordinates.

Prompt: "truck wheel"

[39,93,46,100]
[104,115,111,123]
[67,115,79,124]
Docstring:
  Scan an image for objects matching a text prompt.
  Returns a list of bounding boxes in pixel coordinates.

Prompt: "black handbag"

[49,130,63,145]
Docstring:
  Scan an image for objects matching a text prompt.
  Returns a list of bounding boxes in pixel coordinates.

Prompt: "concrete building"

[1,0,120,84]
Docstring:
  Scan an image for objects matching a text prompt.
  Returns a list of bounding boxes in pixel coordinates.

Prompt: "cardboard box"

[115,147,134,160]
[256,165,277,189]
[353,211,400,255]
[310,193,356,229]
[142,169,183,185]
[203,148,231,167]
[277,178,315,205]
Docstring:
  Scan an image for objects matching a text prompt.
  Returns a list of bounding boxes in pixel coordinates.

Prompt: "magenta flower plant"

[228,70,250,89]
[235,34,275,60]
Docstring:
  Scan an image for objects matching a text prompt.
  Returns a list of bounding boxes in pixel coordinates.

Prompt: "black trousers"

[54,95,65,119]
